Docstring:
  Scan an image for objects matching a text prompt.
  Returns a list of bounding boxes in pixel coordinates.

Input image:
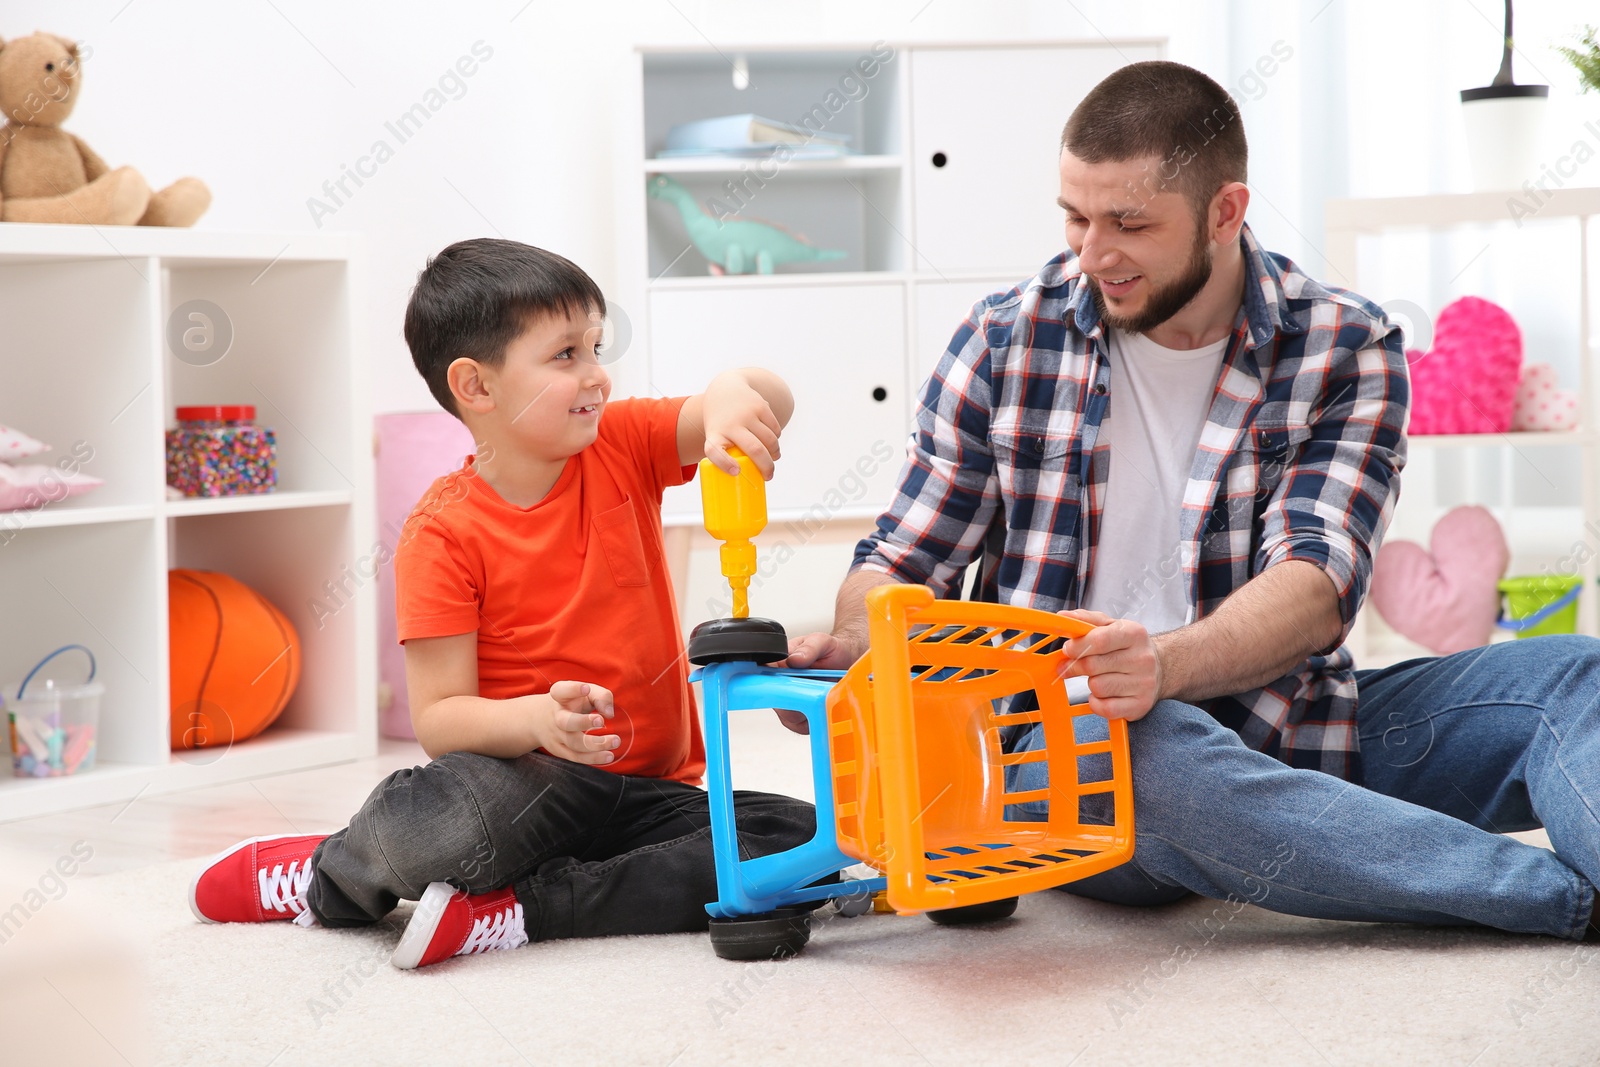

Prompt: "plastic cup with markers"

[5,644,102,778]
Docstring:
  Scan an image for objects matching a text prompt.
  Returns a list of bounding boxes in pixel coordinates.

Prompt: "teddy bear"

[0,31,209,226]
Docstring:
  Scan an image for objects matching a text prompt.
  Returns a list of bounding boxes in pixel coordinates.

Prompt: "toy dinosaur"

[647,174,846,275]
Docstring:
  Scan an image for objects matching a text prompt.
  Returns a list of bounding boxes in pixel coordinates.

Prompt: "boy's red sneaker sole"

[391,881,527,970]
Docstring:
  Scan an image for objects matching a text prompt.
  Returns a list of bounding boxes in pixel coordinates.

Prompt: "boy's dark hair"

[1060,61,1247,219]
[404,238,607,418]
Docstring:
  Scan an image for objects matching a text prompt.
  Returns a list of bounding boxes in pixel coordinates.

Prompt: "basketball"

[168,569,301,751]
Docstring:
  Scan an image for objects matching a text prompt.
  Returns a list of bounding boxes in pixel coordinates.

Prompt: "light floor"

[0,737,438,879]
[2,719,1596,1066]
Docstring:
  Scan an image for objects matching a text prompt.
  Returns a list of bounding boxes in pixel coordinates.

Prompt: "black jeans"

[306,750,817,941]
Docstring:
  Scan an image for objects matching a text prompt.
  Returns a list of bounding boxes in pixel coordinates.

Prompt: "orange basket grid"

[827,584,1135,914]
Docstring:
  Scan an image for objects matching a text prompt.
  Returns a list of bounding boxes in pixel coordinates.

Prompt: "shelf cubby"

[0,256,160,513]
[166,258,357,495]
[646,166,904,277]
[0,519,167,767]
[169,505,363,737]
[641,49,904,160]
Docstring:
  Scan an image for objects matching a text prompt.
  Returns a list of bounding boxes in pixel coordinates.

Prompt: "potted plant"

[1555,25,1600,95]
[1460,0,1549,191]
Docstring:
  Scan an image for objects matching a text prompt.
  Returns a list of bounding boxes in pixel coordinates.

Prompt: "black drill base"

[688,616,790,665]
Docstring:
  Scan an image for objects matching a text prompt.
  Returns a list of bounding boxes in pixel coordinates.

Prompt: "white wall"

[13,0,1598,400]
[8,0,1599,631]
[3,0,1296,415]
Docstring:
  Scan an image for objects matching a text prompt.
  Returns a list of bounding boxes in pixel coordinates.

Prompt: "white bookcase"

[0,224,375,821]
[1326,188,1600,667]
[615,39,1163,528]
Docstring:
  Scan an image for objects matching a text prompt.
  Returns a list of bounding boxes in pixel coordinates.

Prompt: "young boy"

[189,238,816,968]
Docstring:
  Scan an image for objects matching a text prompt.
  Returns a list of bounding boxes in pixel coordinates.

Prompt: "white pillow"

[0,424,49,462]
[0,464,102,511]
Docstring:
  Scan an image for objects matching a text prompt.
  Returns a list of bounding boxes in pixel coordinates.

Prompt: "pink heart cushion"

[1406,296,1523,435]
[1510,362,1579,432]
[1370,505,1509,655]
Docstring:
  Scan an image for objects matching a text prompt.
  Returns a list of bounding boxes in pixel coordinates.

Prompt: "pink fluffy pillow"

[1406,297,1522,435]
[0,464,103,512]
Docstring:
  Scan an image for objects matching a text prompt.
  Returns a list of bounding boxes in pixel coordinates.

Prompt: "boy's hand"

[538,681,621,765]
[702,374,783,479]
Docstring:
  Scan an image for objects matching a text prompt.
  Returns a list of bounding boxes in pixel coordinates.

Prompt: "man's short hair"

[404,238,606,418]
[1060,60,1247,216]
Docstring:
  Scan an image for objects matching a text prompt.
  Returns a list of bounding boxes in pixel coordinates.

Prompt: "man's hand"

[772,709,811,734]
[537,680,621,764]
[1056,609,1165,722]
[782,631,863,671]
[770,631,866,734]
[702,373,784,478]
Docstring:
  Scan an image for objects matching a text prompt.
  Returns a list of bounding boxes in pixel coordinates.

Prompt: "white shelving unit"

[0,223,375,821]
[615,39,1163,529]
[1326,188,1600,667]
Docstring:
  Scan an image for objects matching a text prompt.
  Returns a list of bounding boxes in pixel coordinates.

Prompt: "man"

[787,60,1600,939]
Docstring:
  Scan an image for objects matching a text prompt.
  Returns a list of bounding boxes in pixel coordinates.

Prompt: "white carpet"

[17,855,1600,1066]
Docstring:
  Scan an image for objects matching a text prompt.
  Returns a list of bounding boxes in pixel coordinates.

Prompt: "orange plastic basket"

[827,584,1135,914]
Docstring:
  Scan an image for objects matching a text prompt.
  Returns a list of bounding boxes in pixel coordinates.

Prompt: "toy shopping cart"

[693,583,1136,959]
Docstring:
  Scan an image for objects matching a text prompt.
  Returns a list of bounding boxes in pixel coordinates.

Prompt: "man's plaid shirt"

[853,224,1409,782]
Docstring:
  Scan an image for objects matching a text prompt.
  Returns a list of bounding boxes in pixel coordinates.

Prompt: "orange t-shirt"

[395,396,704,784]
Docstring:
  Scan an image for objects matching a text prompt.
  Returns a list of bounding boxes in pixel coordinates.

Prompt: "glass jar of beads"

[165,405,277,497]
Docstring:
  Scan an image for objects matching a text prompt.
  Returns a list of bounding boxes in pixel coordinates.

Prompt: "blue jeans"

[1008,635,1600,939]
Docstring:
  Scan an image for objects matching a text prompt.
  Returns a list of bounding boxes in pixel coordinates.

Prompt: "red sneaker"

[390,882,528,970]
[189,833,326,924]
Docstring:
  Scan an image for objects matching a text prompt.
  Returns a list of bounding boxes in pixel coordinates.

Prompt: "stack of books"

[657,114,851,160]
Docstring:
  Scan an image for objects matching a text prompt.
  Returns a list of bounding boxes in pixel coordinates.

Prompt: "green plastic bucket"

[1497,575,1582,639]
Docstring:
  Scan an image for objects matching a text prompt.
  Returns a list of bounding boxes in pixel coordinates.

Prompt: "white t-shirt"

[1081,327,1228,633]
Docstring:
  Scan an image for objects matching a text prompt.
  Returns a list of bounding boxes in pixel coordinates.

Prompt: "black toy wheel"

[926,896,1019,926]
[688,617,790,665]
[708,907,813,961]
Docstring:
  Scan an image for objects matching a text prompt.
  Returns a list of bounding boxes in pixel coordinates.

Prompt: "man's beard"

[1089,225,1214,334]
